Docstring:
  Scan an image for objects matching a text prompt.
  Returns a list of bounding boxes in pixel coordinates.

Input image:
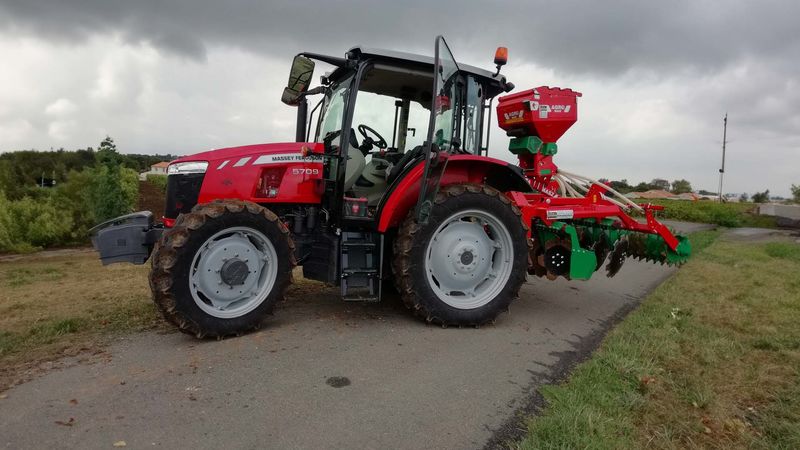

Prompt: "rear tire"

[149,200,295,338]
[392,184,529,326]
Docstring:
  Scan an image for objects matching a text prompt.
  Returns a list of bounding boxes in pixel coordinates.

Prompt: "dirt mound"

[137,180,165,219]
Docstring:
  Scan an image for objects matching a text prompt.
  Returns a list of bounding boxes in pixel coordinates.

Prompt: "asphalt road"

[0,222,712,449]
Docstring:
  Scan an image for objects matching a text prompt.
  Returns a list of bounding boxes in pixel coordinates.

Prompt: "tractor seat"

[344,147,366,191]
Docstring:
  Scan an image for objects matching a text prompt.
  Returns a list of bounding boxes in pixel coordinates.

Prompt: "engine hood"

[173,142,317,164]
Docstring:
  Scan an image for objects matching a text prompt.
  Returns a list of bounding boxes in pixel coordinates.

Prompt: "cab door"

[415,36,462,223]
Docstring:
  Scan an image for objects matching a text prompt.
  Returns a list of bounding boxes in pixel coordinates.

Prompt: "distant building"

[696,194,718,201]
[724,193,744,203]
[139,161,171,181]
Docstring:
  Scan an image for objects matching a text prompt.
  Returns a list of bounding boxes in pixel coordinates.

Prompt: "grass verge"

[517,230,800,449]
[0,250,162,390]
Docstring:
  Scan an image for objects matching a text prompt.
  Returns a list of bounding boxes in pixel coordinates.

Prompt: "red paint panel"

[192,142,325,205]
[376,155,514,232]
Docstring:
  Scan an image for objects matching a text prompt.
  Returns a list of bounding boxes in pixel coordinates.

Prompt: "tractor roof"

[348,46,509,98]
[349,47,502,82]
[304,46,509,99]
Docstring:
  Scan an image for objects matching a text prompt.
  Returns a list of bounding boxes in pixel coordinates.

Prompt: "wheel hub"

[459,249,475,266]
[454,244,481,274]
[190,228,278,318]
[544,244,570,276]
[220,258,250,286]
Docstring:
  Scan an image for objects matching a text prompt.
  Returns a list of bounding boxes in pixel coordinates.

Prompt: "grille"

[164,173,205,219]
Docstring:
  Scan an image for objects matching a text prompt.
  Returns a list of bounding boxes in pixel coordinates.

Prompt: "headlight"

[168,161,208,175]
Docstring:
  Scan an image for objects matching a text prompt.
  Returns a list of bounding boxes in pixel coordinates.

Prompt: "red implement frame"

[507,188,680,251]
[497,85,680,251]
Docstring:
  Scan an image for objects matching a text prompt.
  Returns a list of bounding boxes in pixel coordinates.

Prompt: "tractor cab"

[284,37,513,224]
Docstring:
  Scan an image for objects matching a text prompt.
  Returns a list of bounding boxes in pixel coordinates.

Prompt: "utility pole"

[718,113,728,202]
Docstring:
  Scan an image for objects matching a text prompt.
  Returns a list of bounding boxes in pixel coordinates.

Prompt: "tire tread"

[391,184,530,326]
[149,199,295,338]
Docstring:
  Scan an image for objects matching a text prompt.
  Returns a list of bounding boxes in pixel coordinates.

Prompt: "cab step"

[340,232,383,302]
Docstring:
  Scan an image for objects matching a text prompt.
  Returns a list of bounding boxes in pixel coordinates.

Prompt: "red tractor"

[92,37,690,338]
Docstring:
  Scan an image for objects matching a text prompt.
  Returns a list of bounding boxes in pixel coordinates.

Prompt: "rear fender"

[376,155,531,232]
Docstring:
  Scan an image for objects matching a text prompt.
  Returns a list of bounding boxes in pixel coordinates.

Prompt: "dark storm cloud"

[1,0,798,75]
[5,0,797,141]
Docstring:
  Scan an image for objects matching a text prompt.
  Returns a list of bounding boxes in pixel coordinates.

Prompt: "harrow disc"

[605,238,629,277]
[625,232,691,266]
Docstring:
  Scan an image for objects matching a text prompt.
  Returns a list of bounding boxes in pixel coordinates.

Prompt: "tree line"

[597,178,694,195]
[600,178,800,204]
[0,142,174,200]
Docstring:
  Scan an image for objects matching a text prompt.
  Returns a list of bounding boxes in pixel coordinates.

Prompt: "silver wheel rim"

[424,209,514,310]
[189,226,278,319]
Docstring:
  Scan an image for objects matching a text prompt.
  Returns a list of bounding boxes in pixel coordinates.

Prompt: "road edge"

[481,279,667,449]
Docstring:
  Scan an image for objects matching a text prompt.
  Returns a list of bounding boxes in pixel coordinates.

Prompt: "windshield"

[316,74,354,144]
[351,92,428,150]
[417,36,461,223]
[431,49,460,149]
[461,77,483,153]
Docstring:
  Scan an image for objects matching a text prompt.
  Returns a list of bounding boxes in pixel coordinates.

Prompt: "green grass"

[0,318,85,357]
[764,242,800,262]
[517,232,800,449]
[0,252,161,389]
[684,229,720,254]
[3,266,64,287]
[635,200,778,228]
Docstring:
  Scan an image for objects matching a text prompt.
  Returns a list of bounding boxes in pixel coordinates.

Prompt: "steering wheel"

[357,124,388,150]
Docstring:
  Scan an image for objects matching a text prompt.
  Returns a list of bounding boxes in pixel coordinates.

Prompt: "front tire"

[392,184,529,326]
[149,200,295,338]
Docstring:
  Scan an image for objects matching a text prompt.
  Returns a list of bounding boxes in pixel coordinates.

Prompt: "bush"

[50,169,95,239]
[0,192,74,252]
[0,192,18,252]
[87,166,138,223]
[752,190,770,203]
[146,174,168,193]
[9,197,75,248]
[120,167,139,211]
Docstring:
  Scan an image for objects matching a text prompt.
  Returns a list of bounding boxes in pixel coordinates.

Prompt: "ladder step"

[343,294,380,302]
[342,242,376,248]
[343,269,378,276]
[339,231,383,302]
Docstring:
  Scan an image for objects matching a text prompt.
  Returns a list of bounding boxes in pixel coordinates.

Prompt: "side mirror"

[281,55,315,106]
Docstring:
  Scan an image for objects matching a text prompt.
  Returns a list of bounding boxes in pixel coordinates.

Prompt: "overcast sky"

[1,0,797,196]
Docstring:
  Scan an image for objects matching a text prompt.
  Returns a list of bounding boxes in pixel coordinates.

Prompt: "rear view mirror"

[281,55,315,106]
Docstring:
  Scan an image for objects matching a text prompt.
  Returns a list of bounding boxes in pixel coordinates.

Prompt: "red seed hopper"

[496,86,582,143]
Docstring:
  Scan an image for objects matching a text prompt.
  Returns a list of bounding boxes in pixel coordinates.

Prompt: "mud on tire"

[149,200,295,338]
[392,184,529,326]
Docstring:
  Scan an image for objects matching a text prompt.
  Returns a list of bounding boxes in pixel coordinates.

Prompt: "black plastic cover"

[90,211,162,265]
